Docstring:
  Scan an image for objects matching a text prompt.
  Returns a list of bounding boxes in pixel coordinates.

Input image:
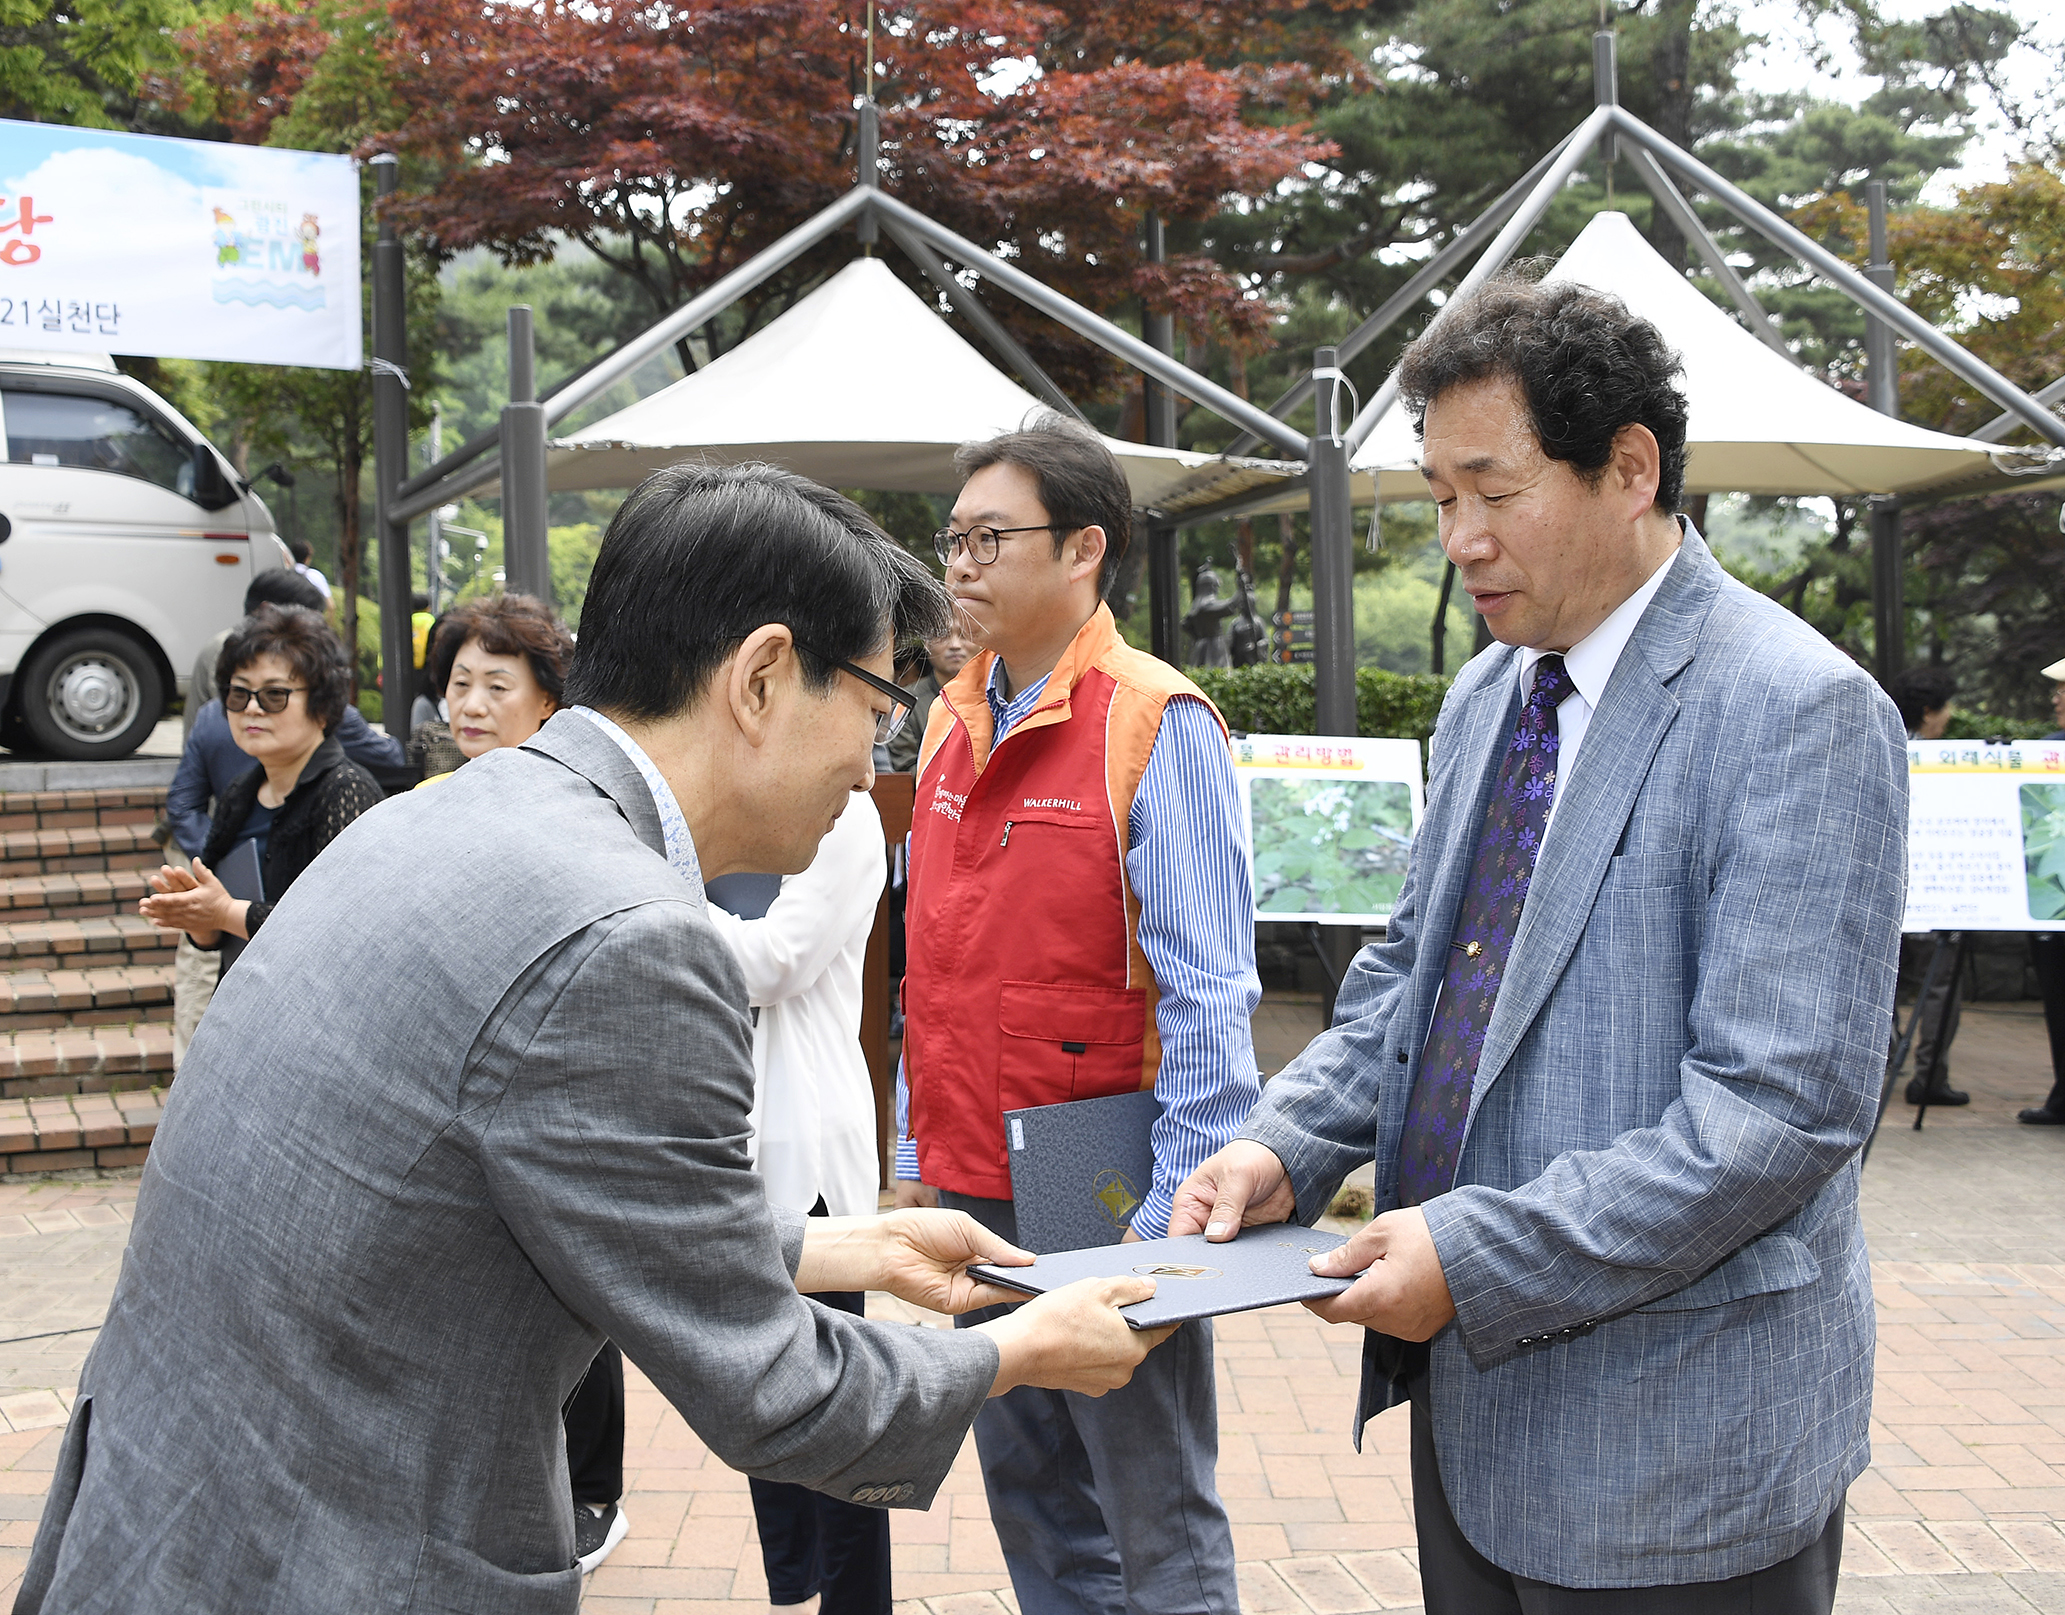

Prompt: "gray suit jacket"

[1243,535,1907,1588]
[17,712,998,1614]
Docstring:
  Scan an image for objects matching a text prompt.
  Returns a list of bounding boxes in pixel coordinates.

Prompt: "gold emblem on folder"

[1133,1263,1222,1280]
[1092,1170,1141,1228]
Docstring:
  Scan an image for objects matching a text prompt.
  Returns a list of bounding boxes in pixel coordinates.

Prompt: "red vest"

[903,605,1226,1198]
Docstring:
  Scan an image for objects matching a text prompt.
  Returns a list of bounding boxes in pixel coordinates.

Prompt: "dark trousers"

[1406,1351,1844,1614]
[564,1341,624,1506]
[748,1285,893,1614]
[2032,933,2065,1113]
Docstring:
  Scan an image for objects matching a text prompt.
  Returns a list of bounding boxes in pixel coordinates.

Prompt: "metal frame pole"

[501,306,551,601]
[1310,346,1356,737]
[1624,146,1792,360]
[1342,105,1616,454]
[1223,134,1579,455]
[392,187,876,520]
[1144,213,1182,665]
[871,190,1309,458]
[370,153,415,746]
[1864,181,1904,679]
[1613,107,2065,448]
[1968,374,2065,445]
[855,98,880,248]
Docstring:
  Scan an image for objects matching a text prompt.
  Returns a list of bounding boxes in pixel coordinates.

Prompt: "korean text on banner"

[1904,739,2065,933]
[0,119,361,371]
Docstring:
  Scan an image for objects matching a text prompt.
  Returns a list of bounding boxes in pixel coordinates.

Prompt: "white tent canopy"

[542,257,1294,518]
[1245,210,2012,513]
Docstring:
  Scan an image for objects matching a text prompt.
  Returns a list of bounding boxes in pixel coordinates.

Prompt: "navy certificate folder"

[967,1226,1357,1330]
[214,837,265,971]
[1004,1089,1159,1255]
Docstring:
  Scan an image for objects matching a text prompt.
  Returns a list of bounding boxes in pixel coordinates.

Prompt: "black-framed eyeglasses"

[933,523,1058,567]
[795,642,916,745]
[225,683,307,714]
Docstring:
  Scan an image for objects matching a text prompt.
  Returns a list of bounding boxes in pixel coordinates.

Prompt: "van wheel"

[16,628,165,761]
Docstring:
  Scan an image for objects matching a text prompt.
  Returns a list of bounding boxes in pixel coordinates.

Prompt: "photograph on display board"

[1231,735,1424,927]
[2023,783,2065,924]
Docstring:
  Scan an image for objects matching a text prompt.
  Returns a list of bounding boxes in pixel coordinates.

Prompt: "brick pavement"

[6,1001,2065,1613]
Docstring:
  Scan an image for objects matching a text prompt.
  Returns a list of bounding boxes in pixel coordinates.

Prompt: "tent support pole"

[1625,147,1792,361]
[502,306,552,602]
[393,187,876,518]
[1145,213,1183,666]
[1310,347,1357,738]
[369,153,416,745]
[1343,105,1615,454]
[1613,108,2065,449]
[878,216,1087,423]
[871,191,1309,458]
[1223,131,1579,456]
[1967,374,2065,445]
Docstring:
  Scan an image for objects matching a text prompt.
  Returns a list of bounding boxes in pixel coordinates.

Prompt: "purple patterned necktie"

[1397,653,1574,1207]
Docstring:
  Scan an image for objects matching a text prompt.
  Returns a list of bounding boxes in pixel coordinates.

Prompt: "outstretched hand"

[793,1209,1034,1315]
[1167,1139,1298,1241]
[1302,1207,1455,1340]
[977,1275,1175,1397]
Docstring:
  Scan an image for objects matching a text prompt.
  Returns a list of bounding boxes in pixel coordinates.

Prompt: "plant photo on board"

[1250,777,1414,918]
[2023,783,2065,923]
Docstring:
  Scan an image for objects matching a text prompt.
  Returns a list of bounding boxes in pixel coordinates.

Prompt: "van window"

[4,390,194,498]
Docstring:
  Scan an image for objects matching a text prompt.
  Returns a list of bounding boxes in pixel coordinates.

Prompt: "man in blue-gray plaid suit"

[1171,274,1906,1613]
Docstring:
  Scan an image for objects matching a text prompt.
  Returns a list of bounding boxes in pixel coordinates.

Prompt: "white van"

[0,353,289,760]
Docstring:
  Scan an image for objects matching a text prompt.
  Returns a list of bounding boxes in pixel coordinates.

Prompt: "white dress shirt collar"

[567,705,705,900]
[1518,537,1682,706]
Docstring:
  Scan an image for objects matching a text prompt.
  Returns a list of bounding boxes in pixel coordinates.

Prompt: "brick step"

[0,1023,175,1100]
[0,786,166,834]
[0,1087,164,1175]
[0,962,174,1031]
[0,820,162,879]
[0,868,154,923]
[0,912,177,971]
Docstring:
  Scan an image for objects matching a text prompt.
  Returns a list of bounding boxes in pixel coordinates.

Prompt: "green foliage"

[1250,777,1414,917]
[1943,710,2055,743]
[2022,784,2065,923]
[0,0,199,130]
[1189,664,1448,749]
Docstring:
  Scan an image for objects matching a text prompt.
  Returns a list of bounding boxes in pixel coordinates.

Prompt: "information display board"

[1904,738,2065,933]
[0,119,361,370]
[1232,734,1425,926]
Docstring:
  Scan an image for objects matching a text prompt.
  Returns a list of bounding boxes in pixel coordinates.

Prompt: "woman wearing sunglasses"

[140,603,384,957]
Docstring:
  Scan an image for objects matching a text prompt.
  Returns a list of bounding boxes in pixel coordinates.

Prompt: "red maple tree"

[183,1,1344,397]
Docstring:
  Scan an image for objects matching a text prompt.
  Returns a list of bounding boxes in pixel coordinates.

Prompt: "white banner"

[0,119,360,371]
[1232,734,1426,927]
[1903,739,2065,933]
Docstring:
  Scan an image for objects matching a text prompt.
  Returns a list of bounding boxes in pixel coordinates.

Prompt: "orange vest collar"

[937,604,1125,776]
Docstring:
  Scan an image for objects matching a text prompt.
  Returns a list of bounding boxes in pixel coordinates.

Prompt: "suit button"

[1396,1051,1408,1064]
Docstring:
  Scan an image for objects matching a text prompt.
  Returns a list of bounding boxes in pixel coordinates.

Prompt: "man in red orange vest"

[897,414,1261,1615]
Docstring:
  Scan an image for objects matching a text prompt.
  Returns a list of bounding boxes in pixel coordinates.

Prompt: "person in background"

[288,538,333,603]
[166,573,401,1064]
[882,625,974,774]
[2022,655,2065,1126]
[1888,665,1968,1107]
[412,594,573,787]
[707,790,892,1615]
[140,605,385,960]
[412,593,436,673]
[897,415,1260,1615]
[410,612,452,735]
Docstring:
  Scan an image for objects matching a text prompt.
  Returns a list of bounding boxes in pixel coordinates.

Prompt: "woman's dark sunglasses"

[225,683,306,715]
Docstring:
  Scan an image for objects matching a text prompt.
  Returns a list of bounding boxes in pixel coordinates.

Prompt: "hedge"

[1187,664,1449,748]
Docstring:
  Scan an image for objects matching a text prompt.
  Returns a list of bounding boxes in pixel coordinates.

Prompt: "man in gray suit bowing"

[1172,275,1907,1613]
[18,463,1166,1615]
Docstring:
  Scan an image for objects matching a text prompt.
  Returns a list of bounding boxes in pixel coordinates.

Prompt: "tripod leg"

[1865,932,1951,1165]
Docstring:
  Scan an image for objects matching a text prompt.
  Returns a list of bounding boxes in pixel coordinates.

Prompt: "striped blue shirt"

[896,658,1262,1239]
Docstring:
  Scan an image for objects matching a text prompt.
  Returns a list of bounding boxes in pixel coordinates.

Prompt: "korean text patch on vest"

[997,981,1146,1111]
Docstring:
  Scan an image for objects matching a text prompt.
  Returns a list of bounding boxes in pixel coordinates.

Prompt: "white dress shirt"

[705,793,886,1218]
[1518,539,1681,846]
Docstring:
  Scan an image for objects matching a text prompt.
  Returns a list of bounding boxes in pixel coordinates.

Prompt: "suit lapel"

[1412,651,1523,997]
[1466,538,1719,1109]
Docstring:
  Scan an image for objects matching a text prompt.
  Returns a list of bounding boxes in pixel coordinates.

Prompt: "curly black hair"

[1398,268,1690,513]
[216,603,355,732]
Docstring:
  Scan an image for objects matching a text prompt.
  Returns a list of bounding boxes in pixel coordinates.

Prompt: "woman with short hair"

[140,603,384,954]
[414,593,574,784]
